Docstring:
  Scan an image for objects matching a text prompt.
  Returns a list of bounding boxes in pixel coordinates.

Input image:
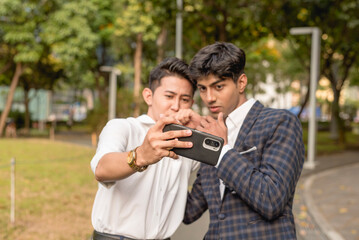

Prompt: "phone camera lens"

[205,139,211,145]
[214,141,219,147]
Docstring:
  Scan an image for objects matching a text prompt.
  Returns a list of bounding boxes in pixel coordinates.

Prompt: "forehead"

[156,76,194,96]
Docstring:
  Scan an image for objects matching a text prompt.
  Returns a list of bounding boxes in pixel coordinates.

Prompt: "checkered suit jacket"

[184,101,305,240]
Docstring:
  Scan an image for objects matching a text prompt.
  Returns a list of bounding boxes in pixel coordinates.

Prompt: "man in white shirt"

[91,57,200,240]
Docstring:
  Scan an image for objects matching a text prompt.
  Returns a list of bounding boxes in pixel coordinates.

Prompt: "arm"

[94,117,194,182]
[218,112,304,220]
[183,167,208,224]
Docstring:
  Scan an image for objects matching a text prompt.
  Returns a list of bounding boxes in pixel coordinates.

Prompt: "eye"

[198,86,206,92]
[181,98,190,103]
[215,84,224,90]
[165,95,174,99]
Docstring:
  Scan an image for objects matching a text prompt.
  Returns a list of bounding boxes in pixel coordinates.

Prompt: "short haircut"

[189,42,246,83]
[149,57,196,95]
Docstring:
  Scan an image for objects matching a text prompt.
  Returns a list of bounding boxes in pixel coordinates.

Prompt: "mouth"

[208,106,221,113]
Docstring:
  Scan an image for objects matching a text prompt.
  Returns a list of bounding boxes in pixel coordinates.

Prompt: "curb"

[303,165,351,240]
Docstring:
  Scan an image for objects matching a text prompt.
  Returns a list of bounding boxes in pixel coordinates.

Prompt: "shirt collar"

[226,98,256,130]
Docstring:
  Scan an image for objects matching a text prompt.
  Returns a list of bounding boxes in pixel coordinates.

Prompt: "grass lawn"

[302,129,359,155]
[0,139,97,240]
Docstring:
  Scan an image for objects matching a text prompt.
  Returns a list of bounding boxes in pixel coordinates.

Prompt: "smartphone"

[163,124,224,166]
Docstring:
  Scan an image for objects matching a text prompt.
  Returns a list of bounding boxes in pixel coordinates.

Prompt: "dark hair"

[149,57,196,95]
[189,42,246,82]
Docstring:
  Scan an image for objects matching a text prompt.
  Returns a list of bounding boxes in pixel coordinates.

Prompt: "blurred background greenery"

[1,0,358,147]
[0,1,358,239]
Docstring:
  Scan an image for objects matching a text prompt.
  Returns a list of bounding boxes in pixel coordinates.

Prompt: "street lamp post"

[176,0,183,59]
[290,27,321,169]
[100,66,121,121]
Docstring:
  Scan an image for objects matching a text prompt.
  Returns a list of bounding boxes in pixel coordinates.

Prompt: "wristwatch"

[127,147,148,172]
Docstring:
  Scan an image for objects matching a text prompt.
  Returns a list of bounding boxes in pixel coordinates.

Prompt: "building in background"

[0,86,94,129]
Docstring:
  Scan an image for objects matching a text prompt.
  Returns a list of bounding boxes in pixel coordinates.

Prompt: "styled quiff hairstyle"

[148,57,196,95]
[189,42,246,83]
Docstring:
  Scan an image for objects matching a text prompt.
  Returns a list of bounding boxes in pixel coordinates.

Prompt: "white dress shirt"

[91,115,199,239]
[217,98,256,199]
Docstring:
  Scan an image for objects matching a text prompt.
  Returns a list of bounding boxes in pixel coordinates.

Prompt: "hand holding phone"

[163,124,224,166]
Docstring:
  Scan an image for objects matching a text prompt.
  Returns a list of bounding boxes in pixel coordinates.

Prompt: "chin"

[210,112,219,119]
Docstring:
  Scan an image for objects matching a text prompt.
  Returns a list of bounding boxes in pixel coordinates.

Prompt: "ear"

[236,74,247,93]
[142,88,153,106]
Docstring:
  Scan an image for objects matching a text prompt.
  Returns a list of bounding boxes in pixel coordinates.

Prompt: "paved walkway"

[294,151,359,240]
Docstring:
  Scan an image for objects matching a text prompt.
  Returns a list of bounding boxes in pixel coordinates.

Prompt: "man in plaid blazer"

[181,42,305,239]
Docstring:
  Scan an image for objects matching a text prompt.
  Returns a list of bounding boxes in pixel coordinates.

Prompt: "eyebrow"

[197,78,226,88]
[164,90,192,98]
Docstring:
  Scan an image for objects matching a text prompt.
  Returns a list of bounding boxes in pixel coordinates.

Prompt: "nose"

[170,98,180,112]
[206,89,216,103]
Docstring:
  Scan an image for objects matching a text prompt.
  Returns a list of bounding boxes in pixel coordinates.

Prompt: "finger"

[166,150,179,159]
[200,118,210,128]
[218,112,226,128]
[162,129,192,140]
[163,138,193,149]
[205,115,215,123]
[154,116,181,131]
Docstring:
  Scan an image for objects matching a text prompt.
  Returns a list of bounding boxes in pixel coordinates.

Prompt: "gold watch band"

[127,147,148,172]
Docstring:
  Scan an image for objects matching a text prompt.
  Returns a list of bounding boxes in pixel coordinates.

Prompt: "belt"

[92,230,171,240]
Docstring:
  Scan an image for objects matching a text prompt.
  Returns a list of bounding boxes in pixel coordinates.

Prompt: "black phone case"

[163,124,224,166]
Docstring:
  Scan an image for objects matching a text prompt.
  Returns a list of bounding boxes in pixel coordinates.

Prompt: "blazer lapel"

[234,101,263,150]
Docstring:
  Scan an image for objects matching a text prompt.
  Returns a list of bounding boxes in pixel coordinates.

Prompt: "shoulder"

[253,107,302,137]
[260,107,300,123]
[100,116,145,137]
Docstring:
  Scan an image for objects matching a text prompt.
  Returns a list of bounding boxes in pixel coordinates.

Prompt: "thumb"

[218,112,226,129]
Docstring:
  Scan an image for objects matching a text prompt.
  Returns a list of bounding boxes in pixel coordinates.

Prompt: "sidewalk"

[294,151,359,240]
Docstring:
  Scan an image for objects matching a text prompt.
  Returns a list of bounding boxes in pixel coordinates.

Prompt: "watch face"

[127,148,147,172]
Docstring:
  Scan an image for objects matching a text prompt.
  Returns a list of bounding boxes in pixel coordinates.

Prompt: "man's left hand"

[197,112,228,145]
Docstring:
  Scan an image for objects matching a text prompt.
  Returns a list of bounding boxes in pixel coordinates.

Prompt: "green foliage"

[86,87,147,133]
[114,0,160,41]
[0,0,43,63]
[41,0,99,83]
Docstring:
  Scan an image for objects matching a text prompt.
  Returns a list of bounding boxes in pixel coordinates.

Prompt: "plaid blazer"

[184,101,305,240]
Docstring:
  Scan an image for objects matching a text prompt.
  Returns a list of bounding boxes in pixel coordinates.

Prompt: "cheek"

[180,102,192,109]
[199,92,207,101]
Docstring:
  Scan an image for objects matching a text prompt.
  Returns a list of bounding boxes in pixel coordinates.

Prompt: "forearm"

[95,152,136,182]
[218,152,296,220]
[218,116,304,220]
[183,170,208,224]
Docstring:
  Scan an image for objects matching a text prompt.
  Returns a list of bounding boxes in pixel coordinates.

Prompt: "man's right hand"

[135,116,193,167]
[167,109,202,129]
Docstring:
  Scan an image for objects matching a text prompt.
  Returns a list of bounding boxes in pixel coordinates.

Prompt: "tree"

[0,0,100,136]
[258,0,359,144]
[113,0,161,116]
[0,0,44,136]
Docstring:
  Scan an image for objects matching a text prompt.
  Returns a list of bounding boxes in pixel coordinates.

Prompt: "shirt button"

[218,213,226,220]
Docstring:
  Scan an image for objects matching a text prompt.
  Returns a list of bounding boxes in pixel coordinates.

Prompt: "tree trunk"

[156,26,167,64]
[330,85,346,144]
[329,63,346,144]
[133,33,143,117]
[297,81,310,119]
[23,87,31,135]
[0,62,23,137]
